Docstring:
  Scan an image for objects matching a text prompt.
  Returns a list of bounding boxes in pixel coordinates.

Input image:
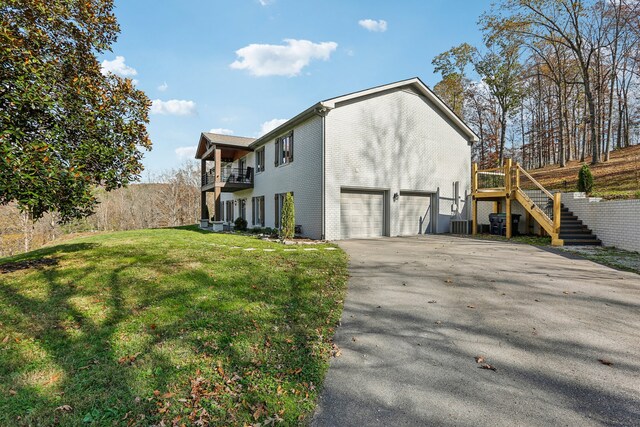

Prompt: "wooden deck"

[471,159,563,246]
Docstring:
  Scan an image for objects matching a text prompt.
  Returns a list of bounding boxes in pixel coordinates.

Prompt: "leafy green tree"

[432,43,476,116]
[280,193,295,240]
[0,0,151,222]
[577,164,594,194]
[473,38,523,166]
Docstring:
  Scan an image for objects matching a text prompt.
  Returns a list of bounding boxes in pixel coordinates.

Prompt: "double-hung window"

[255,147,265,173]
[252,196,265,227]
[274,131,293,166]
[238,199,246,220]
[225,200,234,222]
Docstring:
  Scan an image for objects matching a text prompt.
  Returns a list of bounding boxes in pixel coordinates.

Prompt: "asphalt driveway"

[312,236,640,427]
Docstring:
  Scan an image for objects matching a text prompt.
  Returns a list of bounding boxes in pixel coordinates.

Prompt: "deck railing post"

[515,163,521,190]
[553,192,562,234]
[504,159,512,193]
[471,163,478,193]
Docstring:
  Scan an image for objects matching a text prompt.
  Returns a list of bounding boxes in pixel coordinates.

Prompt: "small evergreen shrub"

[250,226,263,234]
[280,193,295,240]
[577,164,594,195]
[234,217,248,231]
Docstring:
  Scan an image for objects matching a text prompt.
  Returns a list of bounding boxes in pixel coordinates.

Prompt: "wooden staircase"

[472,159,564,246]
[559,205,602,246]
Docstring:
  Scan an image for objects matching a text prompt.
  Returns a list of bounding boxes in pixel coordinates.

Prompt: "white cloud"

[158,82,168,92]
[175,146,197,158]
[150,99,197,116]
[230,39,338,77]
[260,118,288,136]
[101,56,138,77]
[358,19,387,32]
[209,128,234,135]
[258,0,273,5]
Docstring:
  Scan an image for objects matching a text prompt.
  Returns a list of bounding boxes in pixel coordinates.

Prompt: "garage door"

[340,190,385,239]
[399,192,432,235]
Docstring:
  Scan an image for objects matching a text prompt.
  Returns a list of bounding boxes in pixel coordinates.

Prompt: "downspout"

[315,105,331,240]
[321,112,326,240]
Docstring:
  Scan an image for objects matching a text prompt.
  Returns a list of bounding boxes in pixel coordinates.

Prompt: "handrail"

[515,164,553,199]
[477,167,503,173]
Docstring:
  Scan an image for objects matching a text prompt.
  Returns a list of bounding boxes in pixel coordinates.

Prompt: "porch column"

[213,148,222,221]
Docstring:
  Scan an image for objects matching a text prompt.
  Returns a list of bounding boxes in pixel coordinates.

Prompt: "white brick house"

[195,78,478,240]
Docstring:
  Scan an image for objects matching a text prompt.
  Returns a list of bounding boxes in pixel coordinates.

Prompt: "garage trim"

[340,187,390,238]
[399,190,435,235]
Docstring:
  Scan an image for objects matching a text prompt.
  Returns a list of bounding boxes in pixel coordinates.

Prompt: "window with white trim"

[255,147,265,173]
[274,131,293,166]
[252,196,265,227]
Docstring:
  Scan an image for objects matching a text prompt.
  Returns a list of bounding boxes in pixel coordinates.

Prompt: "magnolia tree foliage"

[0,0,151,222]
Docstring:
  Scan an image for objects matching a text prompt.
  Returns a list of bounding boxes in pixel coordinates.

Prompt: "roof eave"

[249,102,324,149]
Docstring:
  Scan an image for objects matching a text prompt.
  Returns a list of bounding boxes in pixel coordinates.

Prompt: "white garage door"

[340,191,385,239]
[399,193,432,235]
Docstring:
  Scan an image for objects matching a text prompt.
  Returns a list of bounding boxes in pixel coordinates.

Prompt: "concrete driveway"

[312,236,640,427]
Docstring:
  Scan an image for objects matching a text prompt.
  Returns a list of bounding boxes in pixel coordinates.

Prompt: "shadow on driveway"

[312,236,640,427]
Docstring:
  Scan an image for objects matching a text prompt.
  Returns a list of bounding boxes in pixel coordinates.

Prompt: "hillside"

[0,227,348,426]
[527,145,640,199]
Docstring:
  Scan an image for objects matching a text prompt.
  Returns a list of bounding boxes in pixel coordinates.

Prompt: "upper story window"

[255,147,265,173]
[274,131,293,167]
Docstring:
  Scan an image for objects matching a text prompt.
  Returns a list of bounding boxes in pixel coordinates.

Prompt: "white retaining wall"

[562,192,640,252]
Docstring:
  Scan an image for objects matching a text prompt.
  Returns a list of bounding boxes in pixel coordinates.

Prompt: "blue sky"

[102,0,488,175]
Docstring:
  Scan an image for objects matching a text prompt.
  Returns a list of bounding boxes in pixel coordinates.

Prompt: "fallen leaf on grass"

[9,389,16,396]
[118,352,141,365]
[55,405,73,412]
[479,363,497,371]
[598,359,613,366]
[2,335,8,344]
[43,374,60,386]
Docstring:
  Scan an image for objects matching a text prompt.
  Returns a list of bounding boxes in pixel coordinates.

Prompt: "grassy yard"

[0,227,348,426]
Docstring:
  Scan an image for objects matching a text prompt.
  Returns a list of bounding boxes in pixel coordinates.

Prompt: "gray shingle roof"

[202,133,255,147]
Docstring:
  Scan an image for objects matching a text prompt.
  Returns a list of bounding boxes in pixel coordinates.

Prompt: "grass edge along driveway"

[0,226,348,426]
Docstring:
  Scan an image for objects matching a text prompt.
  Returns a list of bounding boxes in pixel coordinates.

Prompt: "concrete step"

[562,238,602,246]
[559,233,597,240]
[560,225,590,232]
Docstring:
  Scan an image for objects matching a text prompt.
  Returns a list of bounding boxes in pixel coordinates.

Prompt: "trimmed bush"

[280,193,295,240]
[234,217,248,231]
[577,164,594,195]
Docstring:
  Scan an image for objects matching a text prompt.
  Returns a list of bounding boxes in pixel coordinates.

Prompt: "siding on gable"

[220,115,324,239]
[324,87,472,240]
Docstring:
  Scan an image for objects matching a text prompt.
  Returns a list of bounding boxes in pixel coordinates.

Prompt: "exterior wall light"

[393,192,399,202]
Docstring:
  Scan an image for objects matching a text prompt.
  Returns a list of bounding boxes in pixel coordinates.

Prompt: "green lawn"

[0,226,348,426]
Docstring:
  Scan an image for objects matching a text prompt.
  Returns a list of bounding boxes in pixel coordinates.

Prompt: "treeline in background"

[432,0,640,169]
[0,162,200,257]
